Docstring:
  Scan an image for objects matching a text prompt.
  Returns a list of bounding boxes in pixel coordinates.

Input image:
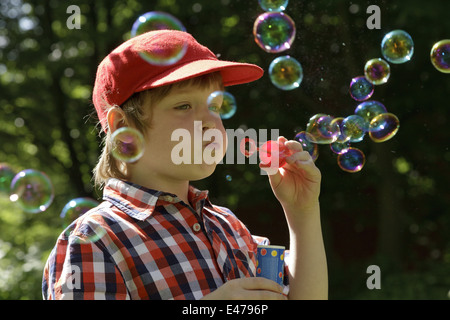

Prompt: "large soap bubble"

[131,11,187,66]
[60,197,99,227]
[131,11,186,37]
[368,113,400,143]
[253,12,296,53]
[381,30,414,64]
[10,169,54,213]
[364,58,391,85]
[258,0,289,12]
[207,91,237,119]
[269,55,303,90]
[430,39,450,73]
[337,148,365,173]
[111,127,145,163]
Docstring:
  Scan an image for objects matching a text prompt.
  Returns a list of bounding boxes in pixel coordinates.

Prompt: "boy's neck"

[129,172,190,205]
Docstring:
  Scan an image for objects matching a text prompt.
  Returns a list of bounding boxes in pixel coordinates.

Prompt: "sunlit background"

[0,0,449,299]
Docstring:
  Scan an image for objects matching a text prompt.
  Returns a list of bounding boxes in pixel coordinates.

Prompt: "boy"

[42,30,327,300]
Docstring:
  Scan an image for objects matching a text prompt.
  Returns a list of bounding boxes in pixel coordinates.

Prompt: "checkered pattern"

[42,178,267,300]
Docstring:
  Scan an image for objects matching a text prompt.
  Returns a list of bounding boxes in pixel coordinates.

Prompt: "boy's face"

[129,81,227,186]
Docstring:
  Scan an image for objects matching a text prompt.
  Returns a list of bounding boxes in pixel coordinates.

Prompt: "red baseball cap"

[92,29,264,131]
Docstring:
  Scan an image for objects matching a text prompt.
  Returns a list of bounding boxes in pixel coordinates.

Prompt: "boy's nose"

[202,119,216,133]
[199,107,217,132]
[194,118,216,133]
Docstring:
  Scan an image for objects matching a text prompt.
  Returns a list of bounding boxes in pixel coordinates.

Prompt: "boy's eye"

[175,104,191,110]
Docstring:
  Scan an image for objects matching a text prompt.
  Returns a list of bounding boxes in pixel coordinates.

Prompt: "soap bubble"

[430,39,450,73]
[0,163,15,194]
[342,115,369,143]
[349,76,374,101]
[330,117,350,143]
[111,127,145,163]
[330,140,351,155]
[139,42,187,67]
[207,91,237,119]
[253,12,296,53]
[369,113,400,143]
[364,58,391,85]
[225,175,232,182]
[269,55,303,90]
[354,100,387,124]
[305,114,340,144]
[381,30,414,64]
[131,11,186,37]
[294,131,319,161]
[337,148,365,173]
[9,169,54,213]
[258,0,289,12]
[60,197,99,227]
[131,11,187,66]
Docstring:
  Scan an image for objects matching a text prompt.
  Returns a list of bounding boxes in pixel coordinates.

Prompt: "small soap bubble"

[60,197,99,227]
[369,113,400,143]
[9,169,54,213]
[269,55,303,90]
[131,11,186,37]
[337,148,365,173]
[364,58,391,85]
[430,39,450,73]
[225,175,232,182]
[111,127,145,163]
[293,131,319,161]
[349,76,374,101]
[381,30,414,64]
[207,91,237,119]
[0,163,15,194]
[240,137,258,158]
[258,0,289,12]
[131,11,187,66]
[253,12,296,53]
[354,100,387,124]
[342,115,369,143]
[305,114,340,144]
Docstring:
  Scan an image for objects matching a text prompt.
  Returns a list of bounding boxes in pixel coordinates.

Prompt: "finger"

[284,140,304,152]
[278,136,288,145]
[241,277,285,294]
[248,290,288,300]
[259,162,282,190]
[293,159,322,180]
[285,150,311,163]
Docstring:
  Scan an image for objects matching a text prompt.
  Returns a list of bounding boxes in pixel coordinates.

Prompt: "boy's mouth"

[203,141,222,150]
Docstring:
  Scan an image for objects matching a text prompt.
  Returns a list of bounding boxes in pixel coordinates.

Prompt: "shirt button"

[192,223,201,232]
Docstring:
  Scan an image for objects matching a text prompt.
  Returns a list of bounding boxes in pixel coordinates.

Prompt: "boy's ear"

[106,107,128,133]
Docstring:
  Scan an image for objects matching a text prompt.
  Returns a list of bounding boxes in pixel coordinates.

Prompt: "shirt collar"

[103,178,211,221]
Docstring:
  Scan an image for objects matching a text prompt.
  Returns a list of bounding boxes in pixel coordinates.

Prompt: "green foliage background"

[0,0,449,299]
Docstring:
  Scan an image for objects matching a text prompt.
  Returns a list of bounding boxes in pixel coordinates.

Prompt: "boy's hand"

[260,136,321,214]
[201,277,287,300]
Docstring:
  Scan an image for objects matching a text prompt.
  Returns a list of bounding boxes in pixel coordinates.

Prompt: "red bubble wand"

[240,138,294,169]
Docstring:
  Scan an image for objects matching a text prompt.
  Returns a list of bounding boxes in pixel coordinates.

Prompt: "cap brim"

[136,59,264,92]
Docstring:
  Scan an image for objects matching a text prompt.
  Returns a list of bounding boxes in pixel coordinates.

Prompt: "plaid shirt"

[42,178,269,300]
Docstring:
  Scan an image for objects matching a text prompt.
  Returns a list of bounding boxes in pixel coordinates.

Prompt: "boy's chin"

[186,163,218,181]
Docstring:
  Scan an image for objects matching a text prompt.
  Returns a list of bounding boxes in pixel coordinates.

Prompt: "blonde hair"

[93,72,224,188]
